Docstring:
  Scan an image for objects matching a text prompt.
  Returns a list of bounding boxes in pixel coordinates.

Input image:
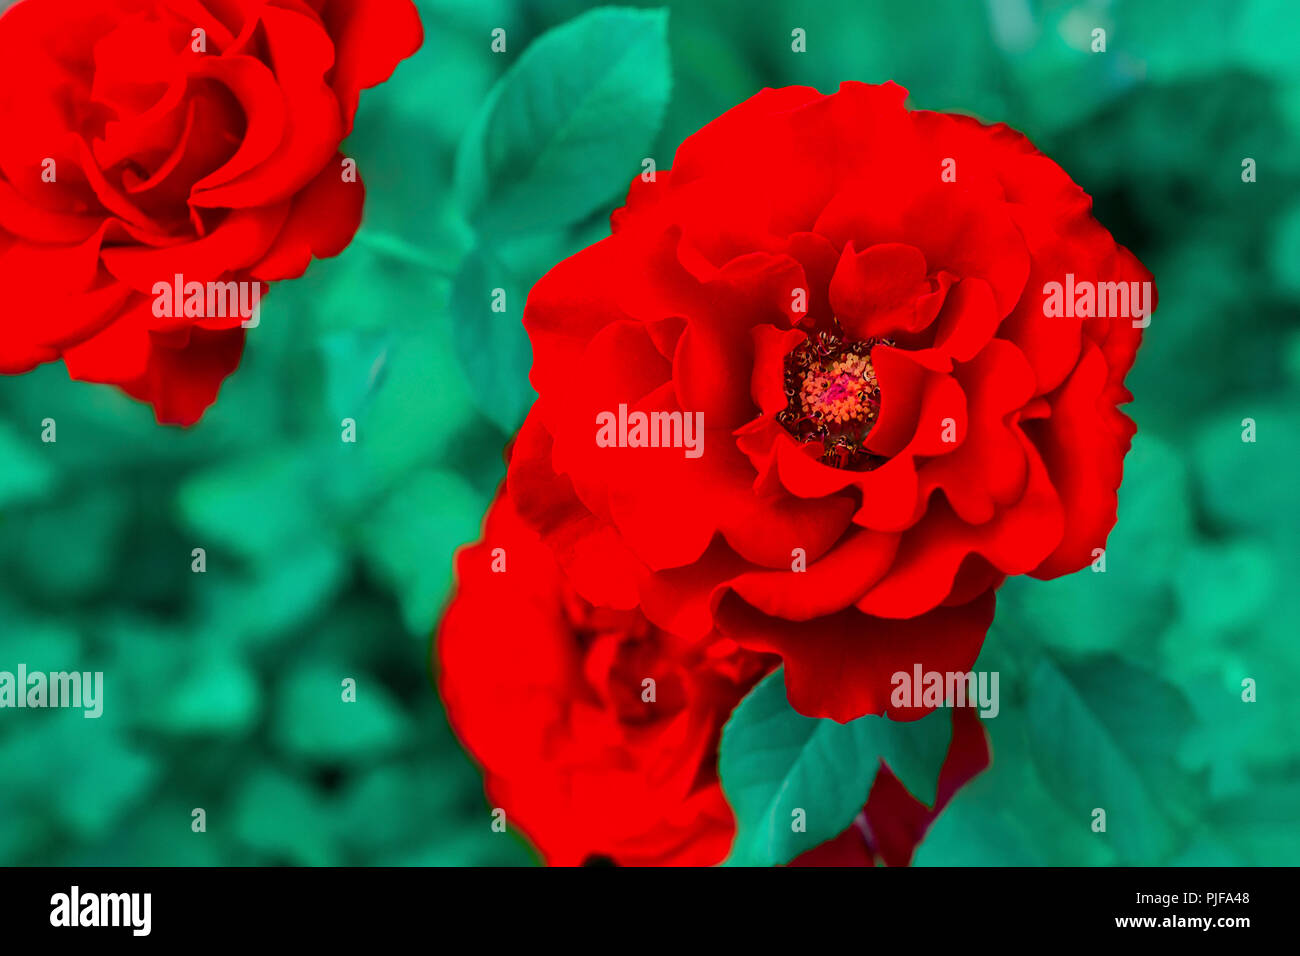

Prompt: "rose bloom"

[437,491,988,866]
[508,82,1154,722]
[0,0,421,423]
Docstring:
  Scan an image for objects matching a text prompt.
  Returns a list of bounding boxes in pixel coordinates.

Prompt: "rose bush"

[0,0,421,423]
[508,81,1154,721]
[437,491,988,866]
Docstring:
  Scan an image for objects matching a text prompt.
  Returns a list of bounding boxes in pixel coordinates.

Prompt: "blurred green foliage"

[1,0,1297,865]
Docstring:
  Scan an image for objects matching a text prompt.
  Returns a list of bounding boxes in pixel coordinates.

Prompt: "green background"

[1,0,1297,865]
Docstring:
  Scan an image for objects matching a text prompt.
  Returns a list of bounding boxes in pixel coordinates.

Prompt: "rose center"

[778,329,890,470]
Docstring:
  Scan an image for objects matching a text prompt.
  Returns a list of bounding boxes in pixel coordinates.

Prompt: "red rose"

[508,82,1153,722]
[436,491,988,866]
[0,0,421,423]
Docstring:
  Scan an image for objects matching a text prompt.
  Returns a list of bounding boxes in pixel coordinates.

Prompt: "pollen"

[799,353,878,426]
[777,326,890,470]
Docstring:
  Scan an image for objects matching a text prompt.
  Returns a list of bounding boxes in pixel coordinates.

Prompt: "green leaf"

[232,767,337,866]
[354,468,489,635]
[1197,783,1300,865]
[1026,655,1195,864]
[193,542,348,649]
[1172,540,1274,634]
[0,423,53,509]
[1003,433,1191,658]
[719,668,951,866]
[450,248,535,432]
[0,713,157,841]
[151,649,262,737]
[1194,400,1300,535]
[454,6,671,236]
[0,487,128,601]
[911,772,1048,867]
[912,707,1115,867]
[332,765,464,855]
[347,322,478,489]
[179,452,322,563]
[272,666,413,764]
